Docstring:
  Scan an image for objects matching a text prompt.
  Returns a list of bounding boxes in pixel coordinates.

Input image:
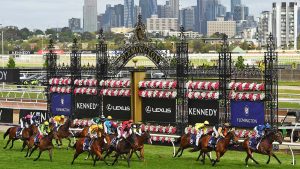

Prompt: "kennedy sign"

[142,98,176,122]
[103,96,131,120]
[0,69,20,83]
[188,100,219,125]
[19,109,49,124]
[231,101,265,128]
[0,108,13,123]
[75,95,100,118]
[51,94,71,116]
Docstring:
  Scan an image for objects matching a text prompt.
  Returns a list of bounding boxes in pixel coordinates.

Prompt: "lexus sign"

[103,96,131,120]
[188,100,219,125]
[142,98,176,122]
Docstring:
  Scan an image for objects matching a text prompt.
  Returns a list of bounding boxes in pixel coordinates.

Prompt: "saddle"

[208,137,222,149]
[190,134,196,145]
[16,127,23,138]
[249,136,262,150]
[83,137,91,151]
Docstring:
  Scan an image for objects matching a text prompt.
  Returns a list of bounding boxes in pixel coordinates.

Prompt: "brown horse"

[3,124,38,150]
[74,126,89,138]
[54,119,73,149]
[103,133,138,167]
[197,130,239,166]
[243,130,283,167]
[27,130,58,161]
[71,129,111,166]
[130,131,152,161]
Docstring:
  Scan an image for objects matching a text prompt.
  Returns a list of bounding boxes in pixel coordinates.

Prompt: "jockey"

[31,115,40,126]
[86,124,102,150]
[100,114,106,123]
[53,115,65,131]
[20,114,33,128]
[34,121,50,145]
[104,116,117,135]
[117,120,133,139]
[254,123,271,140]
[91,117,101,125]
[213,123,231,138]
[195,121,209,147]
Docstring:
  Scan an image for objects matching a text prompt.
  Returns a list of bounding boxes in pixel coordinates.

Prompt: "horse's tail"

[4,127,11,140]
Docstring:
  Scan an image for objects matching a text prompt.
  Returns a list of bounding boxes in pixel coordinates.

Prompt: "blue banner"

[51,94,71,116]
[231,101,264,128]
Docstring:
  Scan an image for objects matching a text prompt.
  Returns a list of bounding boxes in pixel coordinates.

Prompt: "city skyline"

[0,0,297,30]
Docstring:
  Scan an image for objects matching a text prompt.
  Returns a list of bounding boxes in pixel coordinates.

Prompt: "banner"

[231,101,265,128]
[188,100,219,125]
[51,94,72,116]
[142,98,176,122]
[19,109,49,124]
[103,96,131,120]
[0,108,13,123]
[9,51,34,55]
[75,95,100,118]
[0,69,20,83]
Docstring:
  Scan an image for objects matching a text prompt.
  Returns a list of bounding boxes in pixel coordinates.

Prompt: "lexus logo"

[145,106,151,114]
[106,104,130,112]
[145,106,172,114]
[107,104,112,111]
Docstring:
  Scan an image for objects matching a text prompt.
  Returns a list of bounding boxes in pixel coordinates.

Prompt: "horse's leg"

[21,141,27,152]
[140,148,145,161]
[28,146,38,157]
[25,146,30,157]
[55,139,59,146]
[201,152,206,164]
[212,152,220,166]
[206,152,213,163]
[134,151,141,160]
[33,150,42,161]
[9,139,17,149]
[66,137,72,150]
[48,149,53,162]
[3,139,11,149]
[112,154,119,166]
[93,151,103,166]
[127,152,131,168]
[173,147,181,158]
[248,154,259,165]
[266,155,271,164]
[197,150,202,161]
[245,154,250,167]
[71,152,80,165]
[178,148,184,157]
[84,152,90,160]
[272,153,281,164]
[59,138,63,147]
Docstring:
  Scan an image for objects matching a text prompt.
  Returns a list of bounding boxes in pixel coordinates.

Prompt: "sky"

[0,0,296,30]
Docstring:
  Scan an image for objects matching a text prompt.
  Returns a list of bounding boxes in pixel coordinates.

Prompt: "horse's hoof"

[246,165,249,168]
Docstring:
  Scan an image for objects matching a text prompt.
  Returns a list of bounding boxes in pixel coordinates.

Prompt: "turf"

[0,133,299,169]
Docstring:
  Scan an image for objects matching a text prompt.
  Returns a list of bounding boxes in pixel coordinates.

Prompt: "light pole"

[0,24,4,68]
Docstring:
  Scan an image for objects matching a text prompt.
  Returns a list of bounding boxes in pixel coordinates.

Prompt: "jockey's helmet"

[129,120,133,123]
[204,121,209,125]
[44,121,49,126]
[98,124,103,129]
[107,116,112,120]
[61,115,65,118]
[265,123,271,129]
[224,123,230,127]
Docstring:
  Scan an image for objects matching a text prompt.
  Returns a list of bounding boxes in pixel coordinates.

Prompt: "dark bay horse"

[131,131,152,161]
[243,130,283,167]
[197,130,239,166]
[3,124,38,150]
[74,126,89,138]
[28,130,58,161]
[104,133,138,167]
[71,129,111,166]
[54,119,73,149]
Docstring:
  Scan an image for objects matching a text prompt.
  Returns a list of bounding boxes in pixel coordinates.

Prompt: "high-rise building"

[233,5,244,21]
[83,0,97,32]
[231,0,241,13]
[257,11,272,45]
[102,4,124,31]
[133,5,141,25]
[218,4,227,17]
[244,6,249,19]
[196,0,207,34]
[124,0,134,28]
[169,0,179,18]
[207,17,236,37]
[157,1,172,18]
[69,18,81,32]
[147,15,178,32]
[272,2,298,50]
[139,0,157,22]
[180,7,196,31]
[206,0,219,21]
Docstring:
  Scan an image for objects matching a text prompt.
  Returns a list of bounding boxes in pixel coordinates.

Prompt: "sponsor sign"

[19,109,49,124]
[0,69,20,83]
[0,108,13,123]
[9,51,34,55]
[231,101,265,128]
[188,100,219,125]
[51,94,72,116]
[103,96,131,120]
[142,98,176,122]
[75,95,100,118]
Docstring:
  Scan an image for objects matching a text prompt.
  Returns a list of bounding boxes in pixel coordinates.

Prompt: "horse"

[54,119,74,149]
[27,130,58,161]
[103,133,138,167]
[74,126,89,138]
[243,130,283,167]
[197,130,239,166]
[130,131,152,161]
[71,129,111,166]
[3,124,38,150]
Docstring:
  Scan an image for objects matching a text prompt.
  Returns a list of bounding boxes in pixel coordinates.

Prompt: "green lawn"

[0,133,299,169]
[279,81,300,86]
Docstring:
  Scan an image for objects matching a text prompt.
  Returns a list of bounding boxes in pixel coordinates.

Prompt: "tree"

[7,57,16,68]
[34,29,44,35]
[20,28,32,40]
[235,56,245,70]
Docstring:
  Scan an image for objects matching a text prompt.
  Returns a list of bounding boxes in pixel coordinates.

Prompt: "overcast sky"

[0,0,296,30]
